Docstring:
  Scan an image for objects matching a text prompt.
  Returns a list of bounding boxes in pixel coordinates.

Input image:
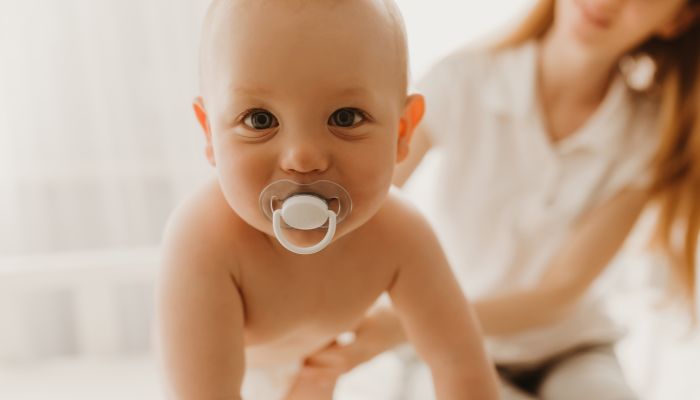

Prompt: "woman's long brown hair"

[495,0,700,312]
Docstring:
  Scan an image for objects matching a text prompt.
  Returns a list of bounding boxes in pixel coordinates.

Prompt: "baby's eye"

[329,108,365,128]
[243,109,279,130]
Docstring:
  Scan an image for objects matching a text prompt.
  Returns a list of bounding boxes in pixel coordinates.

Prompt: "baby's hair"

[198,0,410,99]
[376,0,411,96]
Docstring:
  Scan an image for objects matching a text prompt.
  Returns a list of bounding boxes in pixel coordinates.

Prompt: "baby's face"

[196,0,416,247]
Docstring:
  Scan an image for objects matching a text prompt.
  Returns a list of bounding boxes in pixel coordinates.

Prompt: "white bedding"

[0,351,406,400]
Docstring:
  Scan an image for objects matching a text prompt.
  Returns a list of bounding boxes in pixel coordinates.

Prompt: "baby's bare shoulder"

[160,178,246,280]
[373,188,439,248]
[373,190,450,278]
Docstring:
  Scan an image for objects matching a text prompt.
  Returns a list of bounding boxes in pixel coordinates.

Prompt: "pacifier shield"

[259,179,352,227]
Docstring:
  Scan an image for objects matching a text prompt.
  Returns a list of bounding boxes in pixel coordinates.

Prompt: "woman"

[293,0,700,398]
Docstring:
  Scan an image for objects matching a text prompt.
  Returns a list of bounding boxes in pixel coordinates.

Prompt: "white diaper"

[241,362,302,400]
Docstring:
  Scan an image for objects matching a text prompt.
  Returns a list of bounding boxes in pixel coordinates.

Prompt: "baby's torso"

[191,181,410,367]
[231,215,400,367]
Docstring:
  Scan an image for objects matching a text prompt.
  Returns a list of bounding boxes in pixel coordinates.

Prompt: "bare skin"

[155,1,499,399]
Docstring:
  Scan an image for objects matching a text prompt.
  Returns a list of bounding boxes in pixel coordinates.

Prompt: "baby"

[155,0,498,399]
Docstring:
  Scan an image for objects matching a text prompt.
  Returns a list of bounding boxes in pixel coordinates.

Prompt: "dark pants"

[497,344,638,400]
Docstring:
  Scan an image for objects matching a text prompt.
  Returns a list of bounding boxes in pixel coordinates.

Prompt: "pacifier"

[259,180,352,255]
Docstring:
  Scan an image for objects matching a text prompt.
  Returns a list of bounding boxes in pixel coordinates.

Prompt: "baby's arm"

[155,204,245,400]
[388,210,499,400]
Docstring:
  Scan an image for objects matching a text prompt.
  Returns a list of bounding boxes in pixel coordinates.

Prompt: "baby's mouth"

[258,179,353,255]
[259,180,352,228]
[269,196,341,227]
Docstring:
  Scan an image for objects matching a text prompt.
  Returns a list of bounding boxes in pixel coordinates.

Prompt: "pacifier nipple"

[259,180,352,255]
[280,195,329,230]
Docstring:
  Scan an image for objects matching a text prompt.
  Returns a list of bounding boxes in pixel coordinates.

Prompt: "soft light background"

[0,1,697,399]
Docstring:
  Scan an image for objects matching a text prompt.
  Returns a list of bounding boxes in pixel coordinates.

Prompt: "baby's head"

[193,0,424,252]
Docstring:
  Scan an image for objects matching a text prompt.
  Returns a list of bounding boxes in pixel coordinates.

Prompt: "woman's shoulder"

[419,45,490,87]
[415,40,538,113]
[421,40,536,83]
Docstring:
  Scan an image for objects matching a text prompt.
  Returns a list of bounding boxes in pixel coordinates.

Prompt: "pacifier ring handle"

[272,210,337,255]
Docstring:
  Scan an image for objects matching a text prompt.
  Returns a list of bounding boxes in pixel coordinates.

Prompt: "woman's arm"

[388,209,499,400]
[392,120,651,334]
[475,187,650,335]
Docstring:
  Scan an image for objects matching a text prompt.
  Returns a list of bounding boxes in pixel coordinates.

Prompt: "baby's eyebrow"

[224,84,377,104]
[329,86,381,106]
[334,86,373,98]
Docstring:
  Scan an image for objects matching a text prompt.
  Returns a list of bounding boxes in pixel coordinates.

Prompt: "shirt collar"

[483,40,633,155]
[557,77,630,155]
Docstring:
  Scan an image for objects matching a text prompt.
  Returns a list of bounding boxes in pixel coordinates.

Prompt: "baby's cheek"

[216,154,267,202]
[348,156,394,205]
[364,147,395,180]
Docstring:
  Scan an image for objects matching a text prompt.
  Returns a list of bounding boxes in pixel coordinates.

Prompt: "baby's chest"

[240,257,394,344]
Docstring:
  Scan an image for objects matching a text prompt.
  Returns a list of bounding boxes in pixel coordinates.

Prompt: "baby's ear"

[193,96,216,167]
[396,94,425,163]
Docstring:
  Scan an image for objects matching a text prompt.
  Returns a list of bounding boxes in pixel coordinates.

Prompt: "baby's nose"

[278,136,331,176]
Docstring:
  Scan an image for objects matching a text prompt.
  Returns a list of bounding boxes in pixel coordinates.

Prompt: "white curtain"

[0,0,211,255]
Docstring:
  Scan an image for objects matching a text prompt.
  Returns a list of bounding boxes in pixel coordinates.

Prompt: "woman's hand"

[285,305,406,399]
[308,305,406,373]
[284,360,339,400]
[284,340,355,400]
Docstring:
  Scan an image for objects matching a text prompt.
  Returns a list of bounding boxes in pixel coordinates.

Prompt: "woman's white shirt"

[413,41,659,364]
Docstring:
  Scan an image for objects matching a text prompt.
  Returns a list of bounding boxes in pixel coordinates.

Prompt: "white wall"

[397,0,533,78]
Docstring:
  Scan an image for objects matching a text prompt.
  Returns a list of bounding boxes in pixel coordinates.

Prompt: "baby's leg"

[538,345,638,400]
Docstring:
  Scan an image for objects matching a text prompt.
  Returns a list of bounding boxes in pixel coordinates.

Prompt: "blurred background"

[0,0,697,399]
